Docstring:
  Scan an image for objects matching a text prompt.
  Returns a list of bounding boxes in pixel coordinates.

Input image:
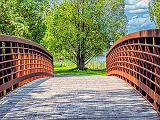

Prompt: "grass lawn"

[54,65,106,76]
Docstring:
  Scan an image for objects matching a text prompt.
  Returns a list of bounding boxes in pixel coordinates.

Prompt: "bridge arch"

[0,35,53,97]
[106,29,160,112]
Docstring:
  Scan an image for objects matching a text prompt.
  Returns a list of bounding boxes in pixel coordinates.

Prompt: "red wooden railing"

[106,29,160,112]
[0,35,53,97]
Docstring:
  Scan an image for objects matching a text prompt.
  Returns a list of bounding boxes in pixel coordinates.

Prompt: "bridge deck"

[0,76,159,119]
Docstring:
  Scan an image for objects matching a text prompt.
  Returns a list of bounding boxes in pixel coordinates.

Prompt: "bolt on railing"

[0,35,53,97]
[106,29,160,112]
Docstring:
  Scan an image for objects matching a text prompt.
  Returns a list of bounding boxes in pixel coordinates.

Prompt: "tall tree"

[0,0,48,43]
[149,0,160,28]
[44,0,127,70]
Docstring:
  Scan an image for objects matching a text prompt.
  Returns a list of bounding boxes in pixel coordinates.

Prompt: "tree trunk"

[76,54,85,70]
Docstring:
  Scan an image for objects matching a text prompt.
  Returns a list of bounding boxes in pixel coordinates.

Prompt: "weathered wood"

[0,76,159,119]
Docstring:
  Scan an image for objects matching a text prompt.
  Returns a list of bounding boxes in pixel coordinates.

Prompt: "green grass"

[54,65,106,76]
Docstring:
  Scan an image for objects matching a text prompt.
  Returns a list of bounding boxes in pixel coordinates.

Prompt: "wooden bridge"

[0,29,160,119]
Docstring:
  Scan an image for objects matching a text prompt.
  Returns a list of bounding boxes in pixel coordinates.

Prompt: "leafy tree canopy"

[0,0,48,43]
[149,0,160,28]
[43,0,127,69]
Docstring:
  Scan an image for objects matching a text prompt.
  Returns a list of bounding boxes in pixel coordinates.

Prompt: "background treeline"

[149,0,160,28]
[0,0,49,43]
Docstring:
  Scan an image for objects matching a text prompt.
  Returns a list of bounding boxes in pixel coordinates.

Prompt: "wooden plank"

[0,76,159,119]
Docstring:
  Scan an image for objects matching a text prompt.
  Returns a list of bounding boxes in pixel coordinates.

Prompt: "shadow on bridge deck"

[0,76,159,119]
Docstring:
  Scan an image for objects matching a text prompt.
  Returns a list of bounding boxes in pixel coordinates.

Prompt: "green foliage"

[149,0,160,28]
[43,0,127,69]
[54,59,106,75]
[0,0,48,43]
[54,65,106,76]
[0,0,127,70]
[86,60,106,70]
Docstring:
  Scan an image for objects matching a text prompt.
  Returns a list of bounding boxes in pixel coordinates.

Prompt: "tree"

[44,0,127,70]
[0,0,27,36]
[149,0,160,28]
[0,0,48,43]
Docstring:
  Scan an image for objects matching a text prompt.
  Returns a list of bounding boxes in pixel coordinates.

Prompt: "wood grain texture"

[0,76,159,119]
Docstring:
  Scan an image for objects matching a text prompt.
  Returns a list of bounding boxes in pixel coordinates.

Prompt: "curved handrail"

[106,29,160,112]
[0,35,53,97]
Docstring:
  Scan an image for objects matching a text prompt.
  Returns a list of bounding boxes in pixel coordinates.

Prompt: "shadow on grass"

[55,67,106,76]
